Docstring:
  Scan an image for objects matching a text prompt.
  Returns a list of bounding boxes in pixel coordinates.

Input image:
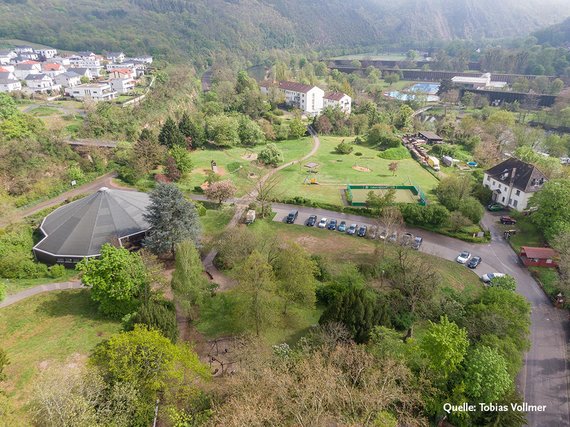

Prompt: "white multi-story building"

[55,71,82,88]
[323,92,352,114]
[109,77,135,94]
[260,80,324,115]
[69,54,102,77]
[0,49,16,65]
[106,52,125,63]
[24,73,59,93]
[14,46,34,54]
[42,63,66,79]
[65,83,117,101]
[67,67,93,81]
[36,48,58,59]
[129,55,153,64]
[13,62,42,80]
[0,78,22,93]
[483,158,548,211]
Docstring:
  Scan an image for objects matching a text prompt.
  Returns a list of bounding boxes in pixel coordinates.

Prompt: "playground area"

[346,184,425,205]
[274,136,439,206]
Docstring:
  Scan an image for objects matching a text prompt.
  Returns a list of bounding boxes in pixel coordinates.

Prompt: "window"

[486,176,490,181]
[516,190,520,196]
[502,197,505,202]
[513,200,518,207]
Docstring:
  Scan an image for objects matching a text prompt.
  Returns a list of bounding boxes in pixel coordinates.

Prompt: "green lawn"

[273,136,439,206]
[0,290,121,423]
[200,206,235,244]
[3,269,78,296]
[27,106,61,117]
[506,215,546,253]
[181,138,313,196]
[529,267,560,300]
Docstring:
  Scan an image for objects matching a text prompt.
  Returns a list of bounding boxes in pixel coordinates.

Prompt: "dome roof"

[33,188,150,258]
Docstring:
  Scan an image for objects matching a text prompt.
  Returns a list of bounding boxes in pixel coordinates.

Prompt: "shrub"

[378,145,411,160]
[354,152,363,156]
[334,140,353,154]
[194,201,207,217]
[49,264,66,279]
[125,298,178,343]
[258,143,284,166]
[459,196,484,223]
[0,281,5,302]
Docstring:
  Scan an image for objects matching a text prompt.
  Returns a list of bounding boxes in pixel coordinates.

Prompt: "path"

[271,204,570,426]
[0,172,122,228]
[0,281,84,308]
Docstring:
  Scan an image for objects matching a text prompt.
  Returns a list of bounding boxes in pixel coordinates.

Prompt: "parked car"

[411,236,423,250]
[347,224,357,235]
[318,217,328,228]
[306,215,317,226]
[338,221,347,232]
[486,203,504,212]
[357,225,367,237]
[401,232,414,246]
[368,226,378,239]
[379,229,388,240]
[481,272,505,283]
[467,256,482,269]
[456,251,471,264]
[327,219,337,230]
[387,232,398,242]
[245,209,256,225]
[500,216,517,225]
[286,210,298,224]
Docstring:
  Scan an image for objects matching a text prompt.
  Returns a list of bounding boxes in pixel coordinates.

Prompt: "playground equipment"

[210,160,219,174]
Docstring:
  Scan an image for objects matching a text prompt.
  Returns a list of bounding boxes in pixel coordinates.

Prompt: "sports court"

[346,184,427,206]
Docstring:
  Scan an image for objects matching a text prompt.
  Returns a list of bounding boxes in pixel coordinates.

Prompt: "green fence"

[346,184,427,206]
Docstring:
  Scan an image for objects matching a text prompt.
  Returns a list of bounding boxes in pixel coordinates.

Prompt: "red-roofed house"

[520,246,559,268]
[259,80,324,115]
[110,68,135,79]
[324,92,352,114]
[42,62,67,78]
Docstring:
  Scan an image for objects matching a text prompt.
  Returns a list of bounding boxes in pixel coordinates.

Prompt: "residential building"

[109,68,135,79]
[109,77,135,94]
[519,246,559,268]
[0,49,16,65]
[36,48,58,59]
[0,69,16,80]
[14,46,34,54]
[452,73,507,89]
[24,73,59,93]
[50,56,71,66]
[106,52,125,63]
[129,55,153,64]
[42,62,66,78]
[106,62,134,72]
[483,157,548,211]
[0,78,22,93]
[55,71,82,88]
[67,67,93,81]
[69,55,102,77]
[323,92,352,114]
[13,62,42,80]
[65,83,117,101]
[259,80,324,115]
[18,51,39,61]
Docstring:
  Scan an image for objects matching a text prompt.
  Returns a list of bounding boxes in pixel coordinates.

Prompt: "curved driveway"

[272,204,569,426]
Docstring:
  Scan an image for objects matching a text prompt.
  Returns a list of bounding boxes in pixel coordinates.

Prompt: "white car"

[456,251,471,264]
[481,272,505,283]
[317,218,328,228]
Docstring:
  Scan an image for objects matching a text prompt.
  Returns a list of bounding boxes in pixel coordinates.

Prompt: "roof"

[418,131,443,141]
[22,60,39,65]
[107,52,124,57]
[42,63,63,71]
[0,67,9,72]
[485,158,548,193]
[452,76,489,84]
[278,81,317,93]
[112,68,133,74]
[0,78,19,85]
[324,92,348,101]
[520,246,559,259]
[68,67,90,75]
[16,63,39,70]
[25,73,50,81]
[60,71,80,78]
[33,188,150,258]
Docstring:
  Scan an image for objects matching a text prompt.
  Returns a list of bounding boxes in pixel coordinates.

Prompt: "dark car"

[327,219,337,230]
[357,225,367,237]
[347,224,357,235]
[411,236,423,250]
[338,221,347,232]
[306,215,317,226]
[286,210,299,224]
[468,256,482,269]
[500,216,517,225]
[487,203,503,212]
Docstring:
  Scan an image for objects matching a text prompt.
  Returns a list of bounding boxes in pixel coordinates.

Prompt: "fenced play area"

[346,183,428,206]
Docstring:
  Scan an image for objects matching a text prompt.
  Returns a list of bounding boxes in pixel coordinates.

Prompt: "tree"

[172,241,209,317]
[366,124,400,149]
[169,145,193,174]
[459,196,484,223]
[0,282,5,303]
[204,179,237,205]
[529,179,570,241]
[144,184,201,256]
[334,139,353,154]
[206,115,240,146]
[0,93,17,120]
[128,298,178,343]
[238,115,265,146]
[464,346,512,402]
[436,175,474,211]
[159,117,186,148]
[178,112,193,142]
[394,105,414,131]
[258,143,284,166]
[164,156,181,182]
[132,134,165,176]
[366,189,395,213]
[288,117,306,139]
[449,211,471,231]
[236,251,277,336]
[388,161,399,176]
[0,348,8,382]
[491,275,517,291]
[179,113,206,148]
[553,232,570,297]
[77,244,147,318]
[273,243,317,315]
[420,316,469,380]
[254,173,282,218]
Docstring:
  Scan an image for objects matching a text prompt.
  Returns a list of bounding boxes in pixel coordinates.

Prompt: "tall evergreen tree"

[172,240,209,317]
[143,184,201,256]
[159,117,185,148]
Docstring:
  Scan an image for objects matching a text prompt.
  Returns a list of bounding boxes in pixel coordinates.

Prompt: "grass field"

[182,137,313,196]
[274,136,439,206]
[0,290,120,423]
[3,269,78,296]
[349,187,419,204]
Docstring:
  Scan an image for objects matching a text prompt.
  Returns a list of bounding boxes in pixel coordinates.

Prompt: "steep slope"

[0,0,569,60]
[534,17,570,46]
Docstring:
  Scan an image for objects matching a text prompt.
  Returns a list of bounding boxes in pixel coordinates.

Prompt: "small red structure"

[520,246,559,268]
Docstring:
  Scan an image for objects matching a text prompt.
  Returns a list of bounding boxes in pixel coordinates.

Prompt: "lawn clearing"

[3,269,78,296]
[274,136,439,206]
[0,290,121,423]
[182,138,313,196]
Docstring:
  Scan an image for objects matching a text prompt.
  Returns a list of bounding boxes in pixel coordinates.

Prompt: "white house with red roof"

[42,62,67,78]
[109,68,135,79]
[259,80,324,115]
[323,92,352,114]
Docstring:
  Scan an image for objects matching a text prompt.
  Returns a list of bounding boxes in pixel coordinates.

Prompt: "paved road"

[272,204,570,426]
[0,172,121,228]
[0,281,84,308]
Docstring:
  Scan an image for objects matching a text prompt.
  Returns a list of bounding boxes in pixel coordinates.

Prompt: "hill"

[534,17,570,47]
[0,0,569,61]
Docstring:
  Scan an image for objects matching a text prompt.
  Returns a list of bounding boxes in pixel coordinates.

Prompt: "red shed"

[520,246,559,268]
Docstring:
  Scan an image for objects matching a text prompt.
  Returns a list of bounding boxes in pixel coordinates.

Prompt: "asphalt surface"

[272,204,570,426]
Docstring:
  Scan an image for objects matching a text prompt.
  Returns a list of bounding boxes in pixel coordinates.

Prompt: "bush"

[258,143,284,166]
[0,281,5,302]
[194,201,207,217]
[49,264,66,279]
[334,140,353,154]
[378,145,411,160]
[354,152,363,156]
[459,196,484,223]
[400,204,450,227]
[125,298,178,343]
